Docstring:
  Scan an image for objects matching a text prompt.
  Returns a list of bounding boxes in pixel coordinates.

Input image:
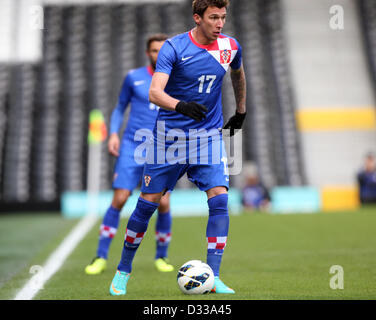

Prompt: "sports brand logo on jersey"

[149,102,160,111]
[144,175,151,187]
[134,80,145,86]
[220,49,231,64]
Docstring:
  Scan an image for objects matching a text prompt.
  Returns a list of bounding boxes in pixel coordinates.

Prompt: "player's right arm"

[109,73,133,157]
[149,41,207,122]
[108,133,121,157]
[149,72,179,111]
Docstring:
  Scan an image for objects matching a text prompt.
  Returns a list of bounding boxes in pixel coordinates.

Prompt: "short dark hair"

[192,0,229,17]
[146,33,168,50]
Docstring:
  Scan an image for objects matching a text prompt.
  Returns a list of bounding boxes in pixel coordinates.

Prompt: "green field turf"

[1,207,376,300]
[0,213,77,299]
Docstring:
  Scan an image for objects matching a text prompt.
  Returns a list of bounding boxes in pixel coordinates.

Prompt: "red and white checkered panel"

[155,231,171,244]
[125,228,145,244]
[207,236,227,250]
[99,224,117,239]
[189,31,238,72]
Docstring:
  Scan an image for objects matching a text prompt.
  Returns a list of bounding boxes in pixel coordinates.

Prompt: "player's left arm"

[230,64,246,115]
[223,64,247,135]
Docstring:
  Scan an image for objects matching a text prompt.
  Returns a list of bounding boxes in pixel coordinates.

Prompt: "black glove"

[175,101,208,122]
[223,111,246,136]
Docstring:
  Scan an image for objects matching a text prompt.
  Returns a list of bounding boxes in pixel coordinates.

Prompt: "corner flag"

[88,109,107,145]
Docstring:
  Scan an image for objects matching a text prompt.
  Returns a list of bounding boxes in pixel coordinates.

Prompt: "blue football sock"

[206,193,229,277]
[155,210,172,259]
[117,197,159,273]
[96,206,120,259]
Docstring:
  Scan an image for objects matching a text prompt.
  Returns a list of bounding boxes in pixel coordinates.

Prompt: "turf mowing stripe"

[13,214,98,300]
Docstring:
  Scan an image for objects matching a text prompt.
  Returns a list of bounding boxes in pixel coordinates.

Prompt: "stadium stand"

[0,66,9,192]
[233,0,305,188]
[283,0,376,192]
[0,0,311,209]
[358,0,376,98]
[3,65,37,202]
[59,7,87,195]
[32,7,62,202]
[265,0,305,187]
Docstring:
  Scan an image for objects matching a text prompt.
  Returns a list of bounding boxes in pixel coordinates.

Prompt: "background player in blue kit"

[85,34,175,275]
[110,0,247,295]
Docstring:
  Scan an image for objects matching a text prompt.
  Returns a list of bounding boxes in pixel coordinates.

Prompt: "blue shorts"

[112,138,145,191]
[140,130,229,193]
[141,162,229,193]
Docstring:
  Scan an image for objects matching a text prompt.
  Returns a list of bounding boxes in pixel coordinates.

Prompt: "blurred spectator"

[357,152,376,204]
[241,163,270,212]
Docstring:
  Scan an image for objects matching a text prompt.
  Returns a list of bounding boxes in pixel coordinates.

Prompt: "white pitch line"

[14,214,99,300]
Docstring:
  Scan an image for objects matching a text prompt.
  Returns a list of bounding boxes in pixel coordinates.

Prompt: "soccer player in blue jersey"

[110,0,247,295]
[85,34,175,275]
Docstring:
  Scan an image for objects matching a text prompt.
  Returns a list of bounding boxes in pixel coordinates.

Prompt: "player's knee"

[207,193,228,216]
[112,189,131,209]
[140,192,163,205]
[158,194,170,213]
[206,186,228,199]
[158,202,170,214]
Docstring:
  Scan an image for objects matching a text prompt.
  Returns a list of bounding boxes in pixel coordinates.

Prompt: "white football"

[177,260,214,295]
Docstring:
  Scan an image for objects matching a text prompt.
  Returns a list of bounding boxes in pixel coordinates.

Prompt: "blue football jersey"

[155,30,242,134]
[110,65,159,141]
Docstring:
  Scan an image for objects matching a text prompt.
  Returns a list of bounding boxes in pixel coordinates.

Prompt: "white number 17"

[198,75,216,93]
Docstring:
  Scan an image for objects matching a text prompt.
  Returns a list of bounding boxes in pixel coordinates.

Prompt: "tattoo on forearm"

[230,67,246,114]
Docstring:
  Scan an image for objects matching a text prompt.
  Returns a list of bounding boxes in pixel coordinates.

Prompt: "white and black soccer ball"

[177,260,214,295]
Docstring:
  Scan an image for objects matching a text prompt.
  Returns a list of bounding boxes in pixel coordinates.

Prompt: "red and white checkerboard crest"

[188,31,239,71]
[207,236,227,250]
[100,224,117,239]
[144,175,151,187]
[220,49,231,64]
[125,228,145,244]
[206,34,238,71]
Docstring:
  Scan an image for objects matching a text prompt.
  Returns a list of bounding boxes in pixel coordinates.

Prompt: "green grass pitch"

[1,207,376,300]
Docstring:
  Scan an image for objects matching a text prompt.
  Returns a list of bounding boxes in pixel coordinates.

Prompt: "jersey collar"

[188,29,219,51]
[147,65,154,76]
